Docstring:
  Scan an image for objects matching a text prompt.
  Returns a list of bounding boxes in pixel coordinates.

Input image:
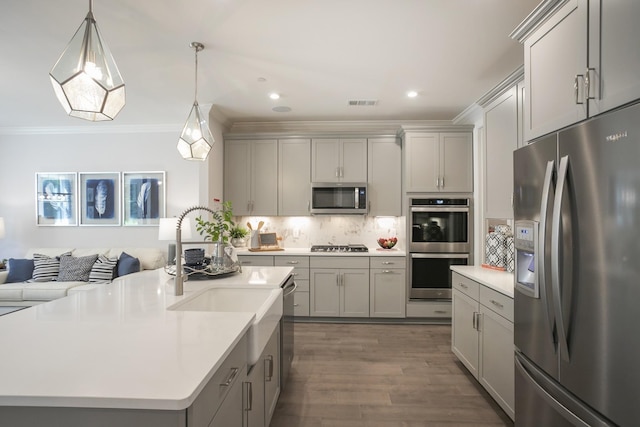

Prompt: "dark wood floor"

[270,322,513,427]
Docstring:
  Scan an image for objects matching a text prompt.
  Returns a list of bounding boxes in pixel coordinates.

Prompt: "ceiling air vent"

[347,100,378,106]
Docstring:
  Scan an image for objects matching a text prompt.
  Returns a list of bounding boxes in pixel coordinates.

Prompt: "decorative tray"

[164,263,241,280]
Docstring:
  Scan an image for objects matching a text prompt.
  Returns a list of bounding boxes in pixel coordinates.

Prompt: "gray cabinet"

[311,138,367,183]
[224,140,278,216]
[278,139,311,216]
[369,257,406,318]
[237,255,275,267]
[515,0,640,141]
[275,256,310,317]
[310,256,369,317]
[403,132,472,193]
[451,272,514,420]
[367,137,402,216]
[243,327,280,427]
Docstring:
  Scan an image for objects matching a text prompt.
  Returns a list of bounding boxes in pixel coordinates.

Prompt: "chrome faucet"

[174,205,218,296]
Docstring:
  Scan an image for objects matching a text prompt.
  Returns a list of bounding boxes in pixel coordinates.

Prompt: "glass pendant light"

[177,42,214,161]
[49,0,125,121]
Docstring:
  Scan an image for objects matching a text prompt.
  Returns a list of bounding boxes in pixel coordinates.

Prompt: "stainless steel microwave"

[310,183,367,214]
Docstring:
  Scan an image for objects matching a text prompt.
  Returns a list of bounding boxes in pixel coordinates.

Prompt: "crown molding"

[510,0,568,42]
[476,66,525,107]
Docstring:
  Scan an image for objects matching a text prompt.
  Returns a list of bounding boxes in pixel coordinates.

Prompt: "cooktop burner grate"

[310,244,369,253]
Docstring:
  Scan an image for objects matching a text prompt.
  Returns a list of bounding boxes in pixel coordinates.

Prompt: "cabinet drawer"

[480,286,513,322]
[238,255,275,266]
[289,268,310,281]
[187,335,247,427]
[370,257,406,269]
[452,272,480,300]
[294,291,310,316]
[294,278,309,292]
[310,256,369,269]
[424,302,452,318]
[275,256,310,268]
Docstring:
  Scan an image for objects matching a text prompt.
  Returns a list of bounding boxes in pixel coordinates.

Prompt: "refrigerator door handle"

[552,155,571,362]
[539,160,557,342]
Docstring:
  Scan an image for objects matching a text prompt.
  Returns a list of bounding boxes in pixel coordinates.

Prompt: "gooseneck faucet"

[174,205,218,296]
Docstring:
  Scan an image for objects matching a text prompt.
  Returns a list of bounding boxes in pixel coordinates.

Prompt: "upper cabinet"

[278,139,311,216]
[367,137,402,216]
[224,139,278,216]
[403,131,473,193]
[311,138,367,182]
[513,0,640,141]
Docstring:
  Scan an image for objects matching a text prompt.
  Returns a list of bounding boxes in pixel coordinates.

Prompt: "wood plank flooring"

[270,322,513,427]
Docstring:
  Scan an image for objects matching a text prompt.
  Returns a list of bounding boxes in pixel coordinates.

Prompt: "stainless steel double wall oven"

[408,197,473,300]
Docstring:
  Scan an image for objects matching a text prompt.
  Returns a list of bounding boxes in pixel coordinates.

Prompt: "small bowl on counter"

[377,237,398,250]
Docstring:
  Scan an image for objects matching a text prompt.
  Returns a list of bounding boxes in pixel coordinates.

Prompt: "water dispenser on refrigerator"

[514,220,538,298]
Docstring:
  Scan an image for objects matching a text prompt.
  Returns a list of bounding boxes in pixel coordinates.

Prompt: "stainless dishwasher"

[280,274,296,389]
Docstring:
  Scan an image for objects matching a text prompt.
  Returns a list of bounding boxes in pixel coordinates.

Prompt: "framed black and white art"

[122,171,166,226]
[35,172,78,226]
[79,172,120,226]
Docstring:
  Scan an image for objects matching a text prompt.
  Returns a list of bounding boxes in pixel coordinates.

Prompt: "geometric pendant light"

[49,0,125,121]
[177,42,214,161]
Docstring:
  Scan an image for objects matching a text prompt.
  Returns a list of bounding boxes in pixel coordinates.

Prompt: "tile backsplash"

[236,216,406,250]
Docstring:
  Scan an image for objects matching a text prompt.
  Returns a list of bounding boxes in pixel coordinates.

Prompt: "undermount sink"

[168,287,283,366]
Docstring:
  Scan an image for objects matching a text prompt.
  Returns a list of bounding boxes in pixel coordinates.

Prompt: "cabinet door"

[244,365,264,427]
[208,371,244,427]
[484,87,518,219]
[311,139,340,182]
[278,139,311,215]
[479,306,515,420]
[310,269,340,316]
[340,139,367,182]
[523,0,588,140]
[440,133,472,192]
[224,141,252,216]
[340,269,369,317]
[368,137,401,216]
[370,268,406,318]
[451,289,479,379]
[251,140,278,216]
[588,0,640,116]
[263,327,280,426]
[404,133,439,192]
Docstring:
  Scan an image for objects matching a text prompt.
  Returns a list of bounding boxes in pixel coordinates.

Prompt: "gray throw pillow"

[32,252,70,282]
[58,254,99,282]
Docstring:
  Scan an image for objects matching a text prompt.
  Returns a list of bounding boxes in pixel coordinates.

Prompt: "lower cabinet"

[310,257,370,317]
[451,272,514,420]
[274,256,310,317]
[369,257,406,318]
[243,327,280,427]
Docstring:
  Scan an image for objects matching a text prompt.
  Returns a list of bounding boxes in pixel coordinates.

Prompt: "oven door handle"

[410,207,469,213]
[410,253,469,259]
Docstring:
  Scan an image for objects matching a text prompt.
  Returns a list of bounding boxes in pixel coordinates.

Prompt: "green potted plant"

[229,225,249,247]
[194,201,235,244]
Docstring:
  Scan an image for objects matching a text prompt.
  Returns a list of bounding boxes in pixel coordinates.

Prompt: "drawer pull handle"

[382,270,393,274]
[221,367,239,387]
[459,283,468,289]
[292,272,299,276]
[490,299,504,309]
[382,261,392,265]
[288,261,299,264]
[434,310,447,314]
[294,303,299,307]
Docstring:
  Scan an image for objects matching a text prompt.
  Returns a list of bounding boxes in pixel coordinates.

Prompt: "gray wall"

[0,119,225,260]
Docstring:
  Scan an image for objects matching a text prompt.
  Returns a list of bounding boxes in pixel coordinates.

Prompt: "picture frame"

[35,172,78,226]
[122,171,166,226]
[79,172,121,226]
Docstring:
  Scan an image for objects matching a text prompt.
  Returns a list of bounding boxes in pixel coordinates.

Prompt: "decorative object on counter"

[194,201,234,244]
[229,225,249,247]
[377,237,398,250]
[184,248,205,265]
[248,232,284,252]
[485,224,513,271]
[506,235,515,273]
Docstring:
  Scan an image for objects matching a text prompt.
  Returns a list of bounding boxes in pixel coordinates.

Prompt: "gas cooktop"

[310,244,369,253]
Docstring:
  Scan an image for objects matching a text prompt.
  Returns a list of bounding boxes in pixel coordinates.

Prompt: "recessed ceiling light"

[269,93,280,100]
[407,91,418,98]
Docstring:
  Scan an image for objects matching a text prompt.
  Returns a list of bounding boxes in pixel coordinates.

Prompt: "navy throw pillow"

[6,258,35,283]
[116,252,140,277]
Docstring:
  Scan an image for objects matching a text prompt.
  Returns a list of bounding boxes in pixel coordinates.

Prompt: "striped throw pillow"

[89,255,118,283]
[32,252,71,282]
[58,254,99,282]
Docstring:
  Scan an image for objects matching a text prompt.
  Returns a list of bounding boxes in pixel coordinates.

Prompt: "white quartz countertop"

[236,247,406,256]
[0,266,293,411]
[450,265,514,298]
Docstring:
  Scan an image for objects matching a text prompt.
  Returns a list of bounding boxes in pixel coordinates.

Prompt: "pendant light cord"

[194,47,198,103]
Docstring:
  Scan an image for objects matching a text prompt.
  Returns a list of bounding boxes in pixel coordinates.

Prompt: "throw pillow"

[116,252,140,277]
[58,254,99,282]
[89,255,118,283]
[32,252,70,282]
[5,258,35,283]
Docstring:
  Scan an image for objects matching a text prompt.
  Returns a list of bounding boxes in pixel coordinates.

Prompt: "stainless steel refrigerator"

[513,101,640,426]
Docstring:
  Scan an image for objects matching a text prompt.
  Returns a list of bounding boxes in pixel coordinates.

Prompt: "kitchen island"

[0,266,292,426]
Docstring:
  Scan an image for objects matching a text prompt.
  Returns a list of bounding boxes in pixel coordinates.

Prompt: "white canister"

[249,230,260,249]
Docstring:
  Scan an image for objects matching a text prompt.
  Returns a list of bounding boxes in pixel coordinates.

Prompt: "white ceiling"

[0,0,539,130]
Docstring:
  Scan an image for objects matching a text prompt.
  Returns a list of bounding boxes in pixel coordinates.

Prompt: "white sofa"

[0,248,165,306]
